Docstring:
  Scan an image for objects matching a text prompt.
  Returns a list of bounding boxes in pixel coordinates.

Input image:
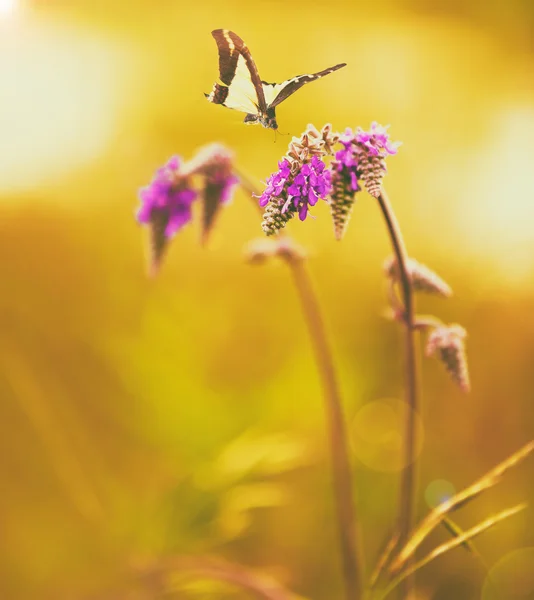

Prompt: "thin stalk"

[239,175,363,599]
[375,504,526,600]
[287,257,363,600]
[376,189,419,597]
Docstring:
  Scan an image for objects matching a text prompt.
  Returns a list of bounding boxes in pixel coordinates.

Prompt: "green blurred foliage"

[1,0,534,598]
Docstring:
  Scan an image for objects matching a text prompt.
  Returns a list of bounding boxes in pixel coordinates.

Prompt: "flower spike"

[384,256,453,298]
[136,155,197,275]
[426,324,470,392]
[259,144,332,235]
[187,143,239,244]
[355,123,400,198]
[330,123,400,239]
[330,132,361,240]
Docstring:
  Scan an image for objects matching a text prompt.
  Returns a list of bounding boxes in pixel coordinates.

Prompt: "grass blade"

[369,532,399,590]
[389,441,534,573]
[379,504,526,600]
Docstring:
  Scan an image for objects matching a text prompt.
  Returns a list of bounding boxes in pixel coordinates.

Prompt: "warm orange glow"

[0,17,128,195]
[1,3,534,600]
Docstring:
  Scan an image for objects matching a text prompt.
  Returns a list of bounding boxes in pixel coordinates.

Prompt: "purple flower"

[260,155,332,227]
[333,136,361,193]
[259,159,292,207]
[330,138,361,241]
[354,122,400,157]
[137,156,197,238]
[329,123,400,239]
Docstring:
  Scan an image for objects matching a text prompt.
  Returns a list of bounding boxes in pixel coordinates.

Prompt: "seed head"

[426,324,470,392]
[384,256,453,298]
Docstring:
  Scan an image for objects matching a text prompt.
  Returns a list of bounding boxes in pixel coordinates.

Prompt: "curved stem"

[376,189,419,597]
[285,257,363,600]
[238,173,363,598]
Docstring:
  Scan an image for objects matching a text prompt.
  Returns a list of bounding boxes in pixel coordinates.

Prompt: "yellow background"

[1,0,534,598]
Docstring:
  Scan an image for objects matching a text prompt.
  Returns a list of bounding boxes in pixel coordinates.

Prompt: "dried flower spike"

[136,156,197,275]
[426,324,470,392]
[186,143,239,244]
[384,256,453,298]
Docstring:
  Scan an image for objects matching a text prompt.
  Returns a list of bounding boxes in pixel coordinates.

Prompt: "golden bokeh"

[1,0,534,598]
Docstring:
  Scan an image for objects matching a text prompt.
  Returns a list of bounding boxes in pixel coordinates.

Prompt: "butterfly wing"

[206,29,267,115]
[262,63,347,109]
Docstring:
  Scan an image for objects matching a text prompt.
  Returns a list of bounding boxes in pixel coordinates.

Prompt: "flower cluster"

[136,145,238,274]
[260,156,332,235]
[137,156,197,239]
[259,124,337,236]
[258,122,399,238]
[136,123,401,261]
[330,123,400,239]
[330,136,361,240]
[356,122,400,157]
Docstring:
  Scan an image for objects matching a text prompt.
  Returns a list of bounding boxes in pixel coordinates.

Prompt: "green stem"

[376,189,419,598]
[286,257,363,599]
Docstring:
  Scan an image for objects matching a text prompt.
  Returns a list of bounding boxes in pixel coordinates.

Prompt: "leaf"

[369,531,399,589]
[389,440,534,573]
[387,505,526,595]
[441,517,475,554]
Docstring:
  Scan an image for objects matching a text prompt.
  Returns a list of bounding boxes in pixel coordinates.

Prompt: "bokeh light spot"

[0,0,16,16]
[424,479,456,508]
[351,399,424,472]
[0,16,129,195]
[482,548,534,599]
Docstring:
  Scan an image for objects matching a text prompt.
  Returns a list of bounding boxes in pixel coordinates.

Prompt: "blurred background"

[2,0,534,598]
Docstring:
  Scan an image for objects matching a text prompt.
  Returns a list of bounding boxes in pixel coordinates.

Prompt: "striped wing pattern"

[206,29,346,129]
[262,63,347,109]
[207,29,266,115]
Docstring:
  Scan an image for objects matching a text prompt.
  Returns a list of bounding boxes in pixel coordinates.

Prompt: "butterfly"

[205,29,346,130]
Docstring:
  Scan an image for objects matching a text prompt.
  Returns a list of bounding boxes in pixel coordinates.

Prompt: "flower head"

[329,123,400,239]
[137,156,197,275]
[259,125,337,236]
[354,122,400,157]
[187,143,239,244]
[426,324,470,392]
[259,159,292,208]
[330,134,361,240]
[260,155,332,235]
[137,155,197,238]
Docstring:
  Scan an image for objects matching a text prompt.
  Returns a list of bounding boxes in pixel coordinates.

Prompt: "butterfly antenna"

[274,129,290,143]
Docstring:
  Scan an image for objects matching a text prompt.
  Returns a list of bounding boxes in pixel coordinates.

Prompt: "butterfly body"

[206,29,346,130]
